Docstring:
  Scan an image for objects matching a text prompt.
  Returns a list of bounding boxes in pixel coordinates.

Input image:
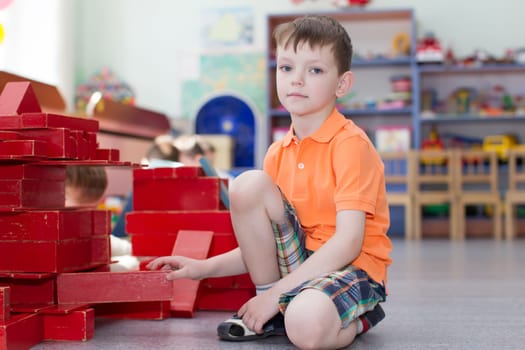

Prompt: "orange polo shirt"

[264,109,392,285]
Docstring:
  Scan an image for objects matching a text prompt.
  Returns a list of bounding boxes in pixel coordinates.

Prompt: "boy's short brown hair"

[273,15,353,74]
[65,165,108,205]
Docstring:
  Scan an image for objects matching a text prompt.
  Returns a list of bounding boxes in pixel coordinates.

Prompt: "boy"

[147,15,392,349]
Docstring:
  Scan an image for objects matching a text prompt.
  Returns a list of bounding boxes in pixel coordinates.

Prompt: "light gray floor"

[33,238,525,350]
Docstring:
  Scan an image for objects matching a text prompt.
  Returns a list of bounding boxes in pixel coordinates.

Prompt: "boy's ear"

[336,71,353,98]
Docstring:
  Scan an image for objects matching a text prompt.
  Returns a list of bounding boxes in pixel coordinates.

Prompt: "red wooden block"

[0,131,19,140]
[0,274,55,306]
[0,239,105,273]
[0,179,65,209]
[91,236,111,265]
[42,307,94,341]
[0,287,9,322]
[133,166,204,180]
[196,287,255,312]
[56,271,173,304]
[0,210,93,241]
[0,139,49,158]
[130,230,238,259]
[0,164,66,180]
[94,148,120,161]
[0,113,98,133]
[126,211,234,236]
[170,230,213,318]
[15,128,75,158]
[0,81,41,115]
[0,312,43,350]
[94,301,171,320]
[134,177,223,211]
[92,209,111,236]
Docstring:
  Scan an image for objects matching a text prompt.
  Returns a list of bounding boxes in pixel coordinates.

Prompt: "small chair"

[504,148,525,239]
[381,151,415,239]
[413,149,457,240]
[455,149,502,240]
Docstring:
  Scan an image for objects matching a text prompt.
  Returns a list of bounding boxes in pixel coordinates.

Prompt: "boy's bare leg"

[284,289,357,349]
[228,170,285,285]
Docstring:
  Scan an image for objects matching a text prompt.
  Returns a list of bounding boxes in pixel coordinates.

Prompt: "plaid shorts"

[272,191,386,329]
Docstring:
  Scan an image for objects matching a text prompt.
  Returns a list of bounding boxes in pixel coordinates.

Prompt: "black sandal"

[217,313,286,341]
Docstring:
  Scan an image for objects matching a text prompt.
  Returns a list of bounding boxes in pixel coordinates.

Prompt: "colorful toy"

[416,32,444,63]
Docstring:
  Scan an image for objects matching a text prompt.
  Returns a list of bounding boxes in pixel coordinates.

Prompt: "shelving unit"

[416,64,525,148]
[266,9,418,150]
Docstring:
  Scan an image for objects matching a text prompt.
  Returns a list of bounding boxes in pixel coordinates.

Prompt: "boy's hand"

[146,256,205,281]
[237,290,280,334]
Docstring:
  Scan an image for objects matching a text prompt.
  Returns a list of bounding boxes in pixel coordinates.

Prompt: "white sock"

[255,282,276,295]
[356,318,364,334]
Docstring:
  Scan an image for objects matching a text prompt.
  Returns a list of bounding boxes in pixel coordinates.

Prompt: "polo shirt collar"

[281,108,347,147]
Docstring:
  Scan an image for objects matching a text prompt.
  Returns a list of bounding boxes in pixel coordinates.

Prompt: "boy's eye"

[309,67,323,74]
[279,65,292,72]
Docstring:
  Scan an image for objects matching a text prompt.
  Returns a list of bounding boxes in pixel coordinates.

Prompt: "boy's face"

[276,41,350,118]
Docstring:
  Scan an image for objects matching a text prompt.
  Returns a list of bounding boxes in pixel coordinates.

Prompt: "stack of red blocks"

[127,164,255,316]
[0,82,173,349]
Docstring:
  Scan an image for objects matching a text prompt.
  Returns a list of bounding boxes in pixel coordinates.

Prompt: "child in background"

[65,165,138,271]
[147,15,392,349]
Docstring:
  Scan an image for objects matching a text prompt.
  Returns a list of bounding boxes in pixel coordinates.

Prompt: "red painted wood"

[94,301,171,320]
[169,230,213,317]
[130,231,238,258]
[0,312,43,350]
[0,239,108,273]
[132,166,203,180]
[0,287,9,322]
[56,271,173,304]
[126,211,234,236]
[42,308,94,341]
[1,164,66,180]
[0,275,55,306]
[0,210,94,241]
[133,178,222,211]
[0,81,41,115]
[0,113,98,132]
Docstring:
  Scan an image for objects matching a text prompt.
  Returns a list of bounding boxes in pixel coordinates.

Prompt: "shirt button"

[298,163,304,169]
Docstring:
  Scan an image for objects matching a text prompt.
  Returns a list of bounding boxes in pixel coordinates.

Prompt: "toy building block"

[0,81,41,115]
[56,271,173,304]
[94,301,171,320]
[127,211,234,236]
[42,307,94,341]
[0,273,55,307]
[0,287,9,322]
[169,230,213,318]
[0,179,65,209]
[0,238,108,273]
[133,166,204,180]
[199,157,230,209]
[0,312,43,350]
[13,113,99,132]
[1,164,66,181]
[0,210,94,241]
[0,139,49,159]
[133,177,223,211]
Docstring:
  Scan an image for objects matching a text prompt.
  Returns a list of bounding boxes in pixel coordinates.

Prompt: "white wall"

[0,0,75,110]
[2,0,524,118]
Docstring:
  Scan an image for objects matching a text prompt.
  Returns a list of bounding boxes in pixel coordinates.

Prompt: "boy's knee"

[229,170,272,205]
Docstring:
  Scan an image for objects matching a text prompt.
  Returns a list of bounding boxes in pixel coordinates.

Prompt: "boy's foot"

[217,313,286,342]
[358,304,385,335]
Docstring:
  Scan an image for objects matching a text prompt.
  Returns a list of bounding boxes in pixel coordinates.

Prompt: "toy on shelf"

[416,32,444,64]
[421,126,446,165]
